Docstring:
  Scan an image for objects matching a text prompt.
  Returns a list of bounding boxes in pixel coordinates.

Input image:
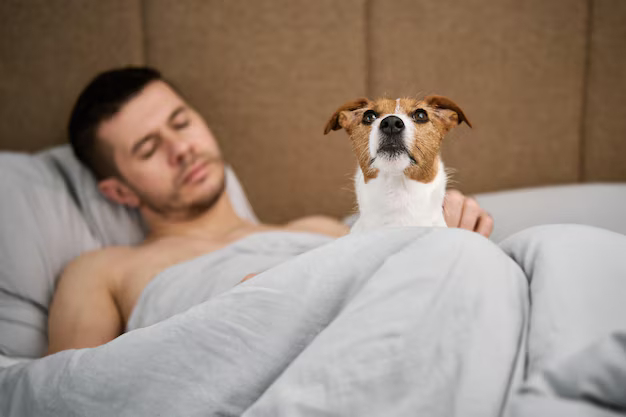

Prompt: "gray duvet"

[1,225,625,416]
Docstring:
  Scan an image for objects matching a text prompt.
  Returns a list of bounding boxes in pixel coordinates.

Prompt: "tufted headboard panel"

[1,0,625,223]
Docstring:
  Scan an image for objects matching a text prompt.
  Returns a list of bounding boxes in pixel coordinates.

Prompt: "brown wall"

[1,0,624,223]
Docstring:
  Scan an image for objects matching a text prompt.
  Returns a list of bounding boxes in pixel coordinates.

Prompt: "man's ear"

[98,177,140,207]
[324,98,372,134]
[424,95,472,131]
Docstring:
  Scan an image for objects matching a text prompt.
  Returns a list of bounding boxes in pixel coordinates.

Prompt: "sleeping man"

[47,67,493,355]
[37,67,626,416]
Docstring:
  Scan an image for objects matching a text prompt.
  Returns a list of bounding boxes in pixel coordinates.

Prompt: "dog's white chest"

[351,161,447,233]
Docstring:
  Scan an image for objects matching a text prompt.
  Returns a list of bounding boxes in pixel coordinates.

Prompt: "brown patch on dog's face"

[402,96,471,182]
[324,95,470,184]
[324,98,371,135]
[324,98,380,182]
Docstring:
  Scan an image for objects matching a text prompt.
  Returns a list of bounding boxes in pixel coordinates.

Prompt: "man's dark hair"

[68,66,163,180]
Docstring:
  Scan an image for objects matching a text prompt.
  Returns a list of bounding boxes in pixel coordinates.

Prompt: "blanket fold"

[127,230,334,331]
[10,223,626,417]
[1,228,529,416]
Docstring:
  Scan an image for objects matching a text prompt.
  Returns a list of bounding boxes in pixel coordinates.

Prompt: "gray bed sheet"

[1,225,625,416]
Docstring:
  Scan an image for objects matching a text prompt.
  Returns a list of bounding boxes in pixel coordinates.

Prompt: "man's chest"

[114,239,234,324]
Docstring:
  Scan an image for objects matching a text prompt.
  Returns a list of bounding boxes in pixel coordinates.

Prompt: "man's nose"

[380,115,405,135]
[167,134,195,165]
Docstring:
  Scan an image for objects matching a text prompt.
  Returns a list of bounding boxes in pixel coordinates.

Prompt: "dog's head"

[324,96,471,183]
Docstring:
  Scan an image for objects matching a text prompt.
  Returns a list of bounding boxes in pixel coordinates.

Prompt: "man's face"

[97,80,226,219]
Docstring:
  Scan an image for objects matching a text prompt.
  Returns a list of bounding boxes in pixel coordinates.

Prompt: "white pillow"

[474,184,626,242]
[0,145,259,358]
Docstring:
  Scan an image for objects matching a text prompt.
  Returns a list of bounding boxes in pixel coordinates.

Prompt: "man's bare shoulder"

[65,246,136,272]
[60,246,139,290]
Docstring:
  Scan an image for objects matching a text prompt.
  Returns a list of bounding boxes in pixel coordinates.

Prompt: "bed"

[1,146,626,416]
[2,1,626,415]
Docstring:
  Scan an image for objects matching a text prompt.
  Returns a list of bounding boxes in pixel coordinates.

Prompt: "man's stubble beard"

[125,155,228,221]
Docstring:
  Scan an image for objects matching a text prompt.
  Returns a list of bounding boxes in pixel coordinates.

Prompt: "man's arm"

[46,251,124,355]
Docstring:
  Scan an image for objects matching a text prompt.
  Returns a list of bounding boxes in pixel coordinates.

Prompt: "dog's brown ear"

[424,95,472,130]
[324,98,371,134]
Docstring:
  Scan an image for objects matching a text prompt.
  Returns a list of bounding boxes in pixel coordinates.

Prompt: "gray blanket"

[1,225,625,416]
[127,231,335,331]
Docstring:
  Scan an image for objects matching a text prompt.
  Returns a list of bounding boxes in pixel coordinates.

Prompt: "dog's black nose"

[380,115,405,135]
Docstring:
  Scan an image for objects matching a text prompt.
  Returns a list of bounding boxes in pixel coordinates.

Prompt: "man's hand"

[443,189,493,238]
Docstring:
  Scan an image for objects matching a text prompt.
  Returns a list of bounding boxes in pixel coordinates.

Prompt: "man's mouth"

[181,160,209,185]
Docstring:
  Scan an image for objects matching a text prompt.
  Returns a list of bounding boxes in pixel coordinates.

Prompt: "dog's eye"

[412,109,429,123]
[362,110,378,125]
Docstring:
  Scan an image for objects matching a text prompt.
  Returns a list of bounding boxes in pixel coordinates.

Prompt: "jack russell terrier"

[324,95,471,233]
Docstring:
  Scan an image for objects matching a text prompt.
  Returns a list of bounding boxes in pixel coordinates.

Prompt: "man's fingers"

[475,212,494,238]
[459,197,481,231]
[443,189,463,227]
[444,189,494,238]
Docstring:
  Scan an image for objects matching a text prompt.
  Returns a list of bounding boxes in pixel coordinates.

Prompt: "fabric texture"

[473,183,626,242]
[501,225,626,416]
[0,227,528,417]
[0,151,99,358]
[3,1,626,224]
[1,225,625,416]
[0,145,258,358]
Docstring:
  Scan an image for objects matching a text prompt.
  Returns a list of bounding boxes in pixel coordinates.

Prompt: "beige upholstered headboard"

[1,0,625,224]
